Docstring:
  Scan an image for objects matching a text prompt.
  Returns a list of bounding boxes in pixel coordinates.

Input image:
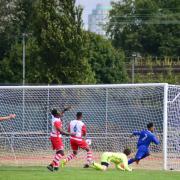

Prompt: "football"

[86,139,92,145]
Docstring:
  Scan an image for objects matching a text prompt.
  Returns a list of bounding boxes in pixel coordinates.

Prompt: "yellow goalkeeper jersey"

[101,152,132,171]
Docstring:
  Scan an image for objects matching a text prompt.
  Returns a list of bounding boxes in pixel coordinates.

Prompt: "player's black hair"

[123,148,131,156]
[51,108,59,116]
[147,122,154,129]
[101,162,109,167]
[76,112,82,118]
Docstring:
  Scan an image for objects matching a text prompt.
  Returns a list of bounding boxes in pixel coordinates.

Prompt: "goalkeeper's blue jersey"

[133,130,159,149]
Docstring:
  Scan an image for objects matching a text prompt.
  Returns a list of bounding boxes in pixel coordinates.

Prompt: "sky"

[76,0,112,29]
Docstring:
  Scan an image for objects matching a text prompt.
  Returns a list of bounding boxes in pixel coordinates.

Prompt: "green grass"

[0,167,179,180]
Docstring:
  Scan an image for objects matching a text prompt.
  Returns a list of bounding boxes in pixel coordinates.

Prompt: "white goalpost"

[167,85,180,170]
[0,83,179,170]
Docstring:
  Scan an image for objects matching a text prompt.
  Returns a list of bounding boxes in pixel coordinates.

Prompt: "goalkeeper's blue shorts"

[135,146,150,160]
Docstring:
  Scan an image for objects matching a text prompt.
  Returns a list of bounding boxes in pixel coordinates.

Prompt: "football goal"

[0,84,179,170]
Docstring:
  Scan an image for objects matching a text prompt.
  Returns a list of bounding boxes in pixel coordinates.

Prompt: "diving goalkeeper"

[92,148,132,171]
[128,122,159,165]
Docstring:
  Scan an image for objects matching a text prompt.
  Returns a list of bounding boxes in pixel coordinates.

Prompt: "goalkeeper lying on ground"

[92,148,132,171]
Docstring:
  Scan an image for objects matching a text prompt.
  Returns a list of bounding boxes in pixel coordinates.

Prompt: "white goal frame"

[0,83,179,170]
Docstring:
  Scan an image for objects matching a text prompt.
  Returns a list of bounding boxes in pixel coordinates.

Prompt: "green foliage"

[0,37,41,84]
[0,0,39,84]
[32,0,96,84]
[0,0,97,84]
[0,0,129,85]
[87,32,128,83]
[0,0,16,60]
[107,0,180,57]
[134,72,180,84]
[131,58,180,84]
[0,0,179,85]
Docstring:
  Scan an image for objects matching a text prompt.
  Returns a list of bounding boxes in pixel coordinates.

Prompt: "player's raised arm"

[59,106,72,116]
[130,130,141,138]
[0,114,16,121]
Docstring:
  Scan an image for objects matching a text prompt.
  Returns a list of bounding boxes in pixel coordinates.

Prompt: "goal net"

[167,85,180,170]
[0,84,179,170]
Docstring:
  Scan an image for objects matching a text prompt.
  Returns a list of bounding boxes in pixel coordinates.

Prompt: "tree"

[0,37,42,84]
[0,0,16,61]
[107,0,180,57]
[87,32,128,83]
[0,0,41,84]
[0,0,96,84]
[33,0,96,84]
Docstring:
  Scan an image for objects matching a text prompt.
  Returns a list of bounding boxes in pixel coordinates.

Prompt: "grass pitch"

[0,167,179,180]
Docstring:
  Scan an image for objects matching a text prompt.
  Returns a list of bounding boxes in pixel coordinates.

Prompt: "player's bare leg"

[47,150,64,172]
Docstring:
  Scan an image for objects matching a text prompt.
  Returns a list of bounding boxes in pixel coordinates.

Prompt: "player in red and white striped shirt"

[47,107,74,172]
[61,112,93,168]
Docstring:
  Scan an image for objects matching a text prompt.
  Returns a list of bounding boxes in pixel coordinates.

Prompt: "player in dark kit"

[128,122,160,165]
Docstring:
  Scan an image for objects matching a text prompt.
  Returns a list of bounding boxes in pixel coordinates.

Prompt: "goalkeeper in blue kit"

[128,122,160,165]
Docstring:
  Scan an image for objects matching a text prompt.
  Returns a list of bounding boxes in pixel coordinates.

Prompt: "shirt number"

[73,125,77,132]
[142,134,148,141]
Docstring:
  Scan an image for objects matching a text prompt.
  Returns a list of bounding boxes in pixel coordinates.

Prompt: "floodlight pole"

[132,53,136,84]
[22,33,31,131]
[22,33,26,85]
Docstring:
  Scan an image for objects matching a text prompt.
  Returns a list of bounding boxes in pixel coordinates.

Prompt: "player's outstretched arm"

[123,159,132,172]
[0,114,16,121]
[152,135,160,145]
[59,127,75,136]
[60,106,72,116]
[130,131,141,138]
[120,155,132,172]
[115,163,125,171]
